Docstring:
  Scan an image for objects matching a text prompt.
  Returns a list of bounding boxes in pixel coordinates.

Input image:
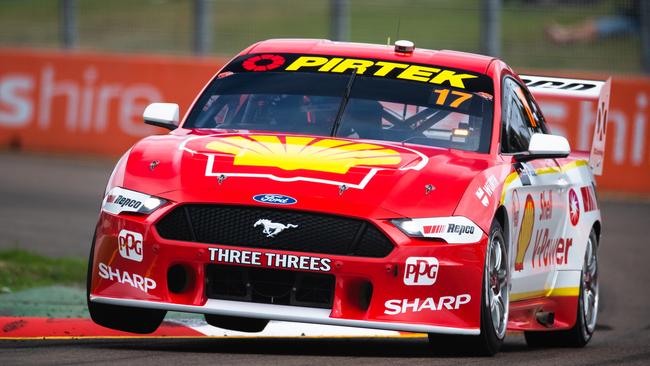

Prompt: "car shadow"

[90,335,532,358]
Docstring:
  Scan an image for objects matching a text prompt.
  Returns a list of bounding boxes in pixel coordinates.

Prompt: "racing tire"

[524,228,599,348]
[205,314,269,332]
[86,231,166,334]
[428,219,509,356]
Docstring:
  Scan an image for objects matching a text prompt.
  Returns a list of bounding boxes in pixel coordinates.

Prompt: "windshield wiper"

[330,68,358,137]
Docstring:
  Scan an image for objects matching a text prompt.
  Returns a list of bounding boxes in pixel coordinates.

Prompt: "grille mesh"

[206,264,335,308]
[155,204,393,258]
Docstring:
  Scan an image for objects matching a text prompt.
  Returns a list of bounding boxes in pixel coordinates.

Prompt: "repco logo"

[118,229,143,262]
[447,224,475,235]
[112,195,142,209]
[404,257,439,286]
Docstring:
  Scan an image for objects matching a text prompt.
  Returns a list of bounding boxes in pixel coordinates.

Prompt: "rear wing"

[521,75,611,176]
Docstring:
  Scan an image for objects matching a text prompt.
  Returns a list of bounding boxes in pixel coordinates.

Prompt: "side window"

[524,90,549,134]
[501,78,539,153]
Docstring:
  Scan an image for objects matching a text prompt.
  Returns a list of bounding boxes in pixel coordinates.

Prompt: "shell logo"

[514,194,535,271]
[568,188,580,226]
[205,135,402,174]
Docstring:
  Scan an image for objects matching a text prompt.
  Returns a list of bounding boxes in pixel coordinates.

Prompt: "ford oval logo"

[253,194,297,205]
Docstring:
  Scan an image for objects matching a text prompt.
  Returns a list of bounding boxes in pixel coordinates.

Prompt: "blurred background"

[0,0,646,73]
[0,0,648,309]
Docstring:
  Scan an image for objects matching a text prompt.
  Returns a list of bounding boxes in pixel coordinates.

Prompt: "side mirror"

[143,103,180,130]
[514,133,570,162]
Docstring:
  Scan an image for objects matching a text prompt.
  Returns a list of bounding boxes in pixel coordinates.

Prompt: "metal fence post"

[330,0,349,41]
[194,0,212,55]
[60,0,77,49]
[641,0,650,74]
[480,0,501,57]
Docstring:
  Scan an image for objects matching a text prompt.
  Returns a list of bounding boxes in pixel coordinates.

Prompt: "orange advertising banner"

[0,49,649,193]
[0,49,225,155]
[534,76,650,194]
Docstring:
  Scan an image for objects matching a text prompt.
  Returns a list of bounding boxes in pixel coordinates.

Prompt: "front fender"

[453,163,513,233]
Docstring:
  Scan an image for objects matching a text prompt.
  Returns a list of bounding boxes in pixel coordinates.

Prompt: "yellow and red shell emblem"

[204,135,402,174]
[514,194,535,271]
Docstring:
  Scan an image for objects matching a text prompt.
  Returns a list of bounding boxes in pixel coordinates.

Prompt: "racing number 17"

[433,89,472,108]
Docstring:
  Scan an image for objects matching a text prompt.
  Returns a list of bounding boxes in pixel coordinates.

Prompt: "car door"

[500,77,566,301]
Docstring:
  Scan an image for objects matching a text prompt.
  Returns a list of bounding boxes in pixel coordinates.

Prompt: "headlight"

[391,216,483,244]
[102,187,167,215]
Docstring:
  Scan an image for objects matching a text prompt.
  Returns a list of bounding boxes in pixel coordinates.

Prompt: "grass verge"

[0,0,640,73]
[0,249,86,292]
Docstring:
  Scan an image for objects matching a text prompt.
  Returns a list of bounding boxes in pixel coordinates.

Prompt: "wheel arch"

[494,205,509,250]
[592,220,601,245]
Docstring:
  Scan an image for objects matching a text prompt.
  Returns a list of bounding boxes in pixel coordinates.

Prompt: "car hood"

[122,131,492,219]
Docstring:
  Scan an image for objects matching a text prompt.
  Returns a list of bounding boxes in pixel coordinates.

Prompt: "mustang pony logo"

[205,135,401,174]
[254,219,298,238]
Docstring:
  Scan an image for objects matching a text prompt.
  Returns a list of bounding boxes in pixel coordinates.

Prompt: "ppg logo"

[404,257,439,286]
[118,229,143,262]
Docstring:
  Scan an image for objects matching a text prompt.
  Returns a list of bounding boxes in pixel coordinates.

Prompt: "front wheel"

[525,228,599,348]
[428,219,509,356]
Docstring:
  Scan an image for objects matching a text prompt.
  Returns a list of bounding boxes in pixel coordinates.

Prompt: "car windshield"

[185,54,494,153]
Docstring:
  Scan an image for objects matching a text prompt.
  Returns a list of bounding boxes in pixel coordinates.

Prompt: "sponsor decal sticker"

[447,223,475,236]
[422,224,445,234]
[186,133,428,190]
[401,216,482,244]
[515,194,535,271]
[205,135,401,174]
[404,257,439,286]
[208,247,331,272]
[384,295,471,315]
[568,188,580,226]
[513,192,573,271]
[219,53,495,93]
[227,54,493,91]
[101,187,165,215]
[252,193,297,205]
[241,54,286,72]
[118,229,143,262]
[580,186,598,212]
[254,219,298,238]
[285,56,478,88]
[475,175,498,207]
[98,262,156,293]
[111,195,142,209]
[521,75,600,93]
[531,229,573,268]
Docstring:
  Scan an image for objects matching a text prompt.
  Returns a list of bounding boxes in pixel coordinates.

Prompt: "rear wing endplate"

[521,75,612,176]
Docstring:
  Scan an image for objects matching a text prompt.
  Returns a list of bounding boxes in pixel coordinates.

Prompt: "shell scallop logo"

[205,135,402,174]
[514,194,535,272]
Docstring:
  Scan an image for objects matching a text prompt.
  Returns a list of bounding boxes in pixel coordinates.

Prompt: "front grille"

[206,264,335,309]
[155,204,393,258]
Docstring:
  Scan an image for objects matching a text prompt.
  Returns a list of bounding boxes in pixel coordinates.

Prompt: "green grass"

[0,249,86,292]
[0,0,641,73]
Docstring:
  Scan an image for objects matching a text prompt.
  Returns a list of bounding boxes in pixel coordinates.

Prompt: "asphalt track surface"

[1,152,650,365]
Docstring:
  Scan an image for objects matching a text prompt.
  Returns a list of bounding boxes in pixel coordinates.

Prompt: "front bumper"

[89,206,488,335]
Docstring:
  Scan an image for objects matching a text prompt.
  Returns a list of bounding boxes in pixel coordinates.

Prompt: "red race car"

[88,39,610,355]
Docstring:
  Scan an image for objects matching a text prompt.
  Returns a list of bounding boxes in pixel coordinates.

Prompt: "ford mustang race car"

[87,39,610,355]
